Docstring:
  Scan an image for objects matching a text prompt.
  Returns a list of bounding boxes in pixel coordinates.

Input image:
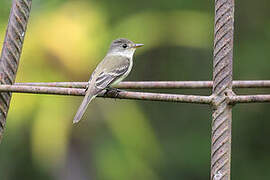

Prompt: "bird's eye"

[122,44,128,48]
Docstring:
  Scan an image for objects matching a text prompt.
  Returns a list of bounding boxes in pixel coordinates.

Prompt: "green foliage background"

[0,0,270,179]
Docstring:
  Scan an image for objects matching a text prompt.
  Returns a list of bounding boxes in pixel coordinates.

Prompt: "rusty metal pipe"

[1,84,270,104]
[14,80,270,89]
[230,95,270,104]
[0,85,213,104]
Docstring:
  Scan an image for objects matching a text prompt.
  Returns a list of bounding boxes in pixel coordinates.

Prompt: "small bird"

[73,38,144,123]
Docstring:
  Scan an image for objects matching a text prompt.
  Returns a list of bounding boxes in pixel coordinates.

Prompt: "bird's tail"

[73,89,97,124]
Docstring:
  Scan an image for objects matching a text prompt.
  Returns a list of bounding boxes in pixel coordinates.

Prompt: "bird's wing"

[94,56,130,90]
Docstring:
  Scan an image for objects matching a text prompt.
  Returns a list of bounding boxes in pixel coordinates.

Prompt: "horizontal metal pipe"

[0,85,212,104]
[230,95,270,103]
[15,80,270,89]
[1,85,270,104]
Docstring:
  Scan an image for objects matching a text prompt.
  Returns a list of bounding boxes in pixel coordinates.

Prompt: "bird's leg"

[104,87,122,97]
[107,87,122,93]
[85,83,89,92]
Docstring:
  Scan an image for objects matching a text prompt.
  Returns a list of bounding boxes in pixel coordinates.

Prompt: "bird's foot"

[85,83,89,92]
[104,87,122,98]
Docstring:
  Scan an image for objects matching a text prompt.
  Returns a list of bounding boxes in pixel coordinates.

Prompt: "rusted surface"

[0,0,32,141]
[0,85,213,104]
[211,0,234,179]
[4,83,270,105]
[103,91,212,104]
[15,80,270,89]
[2,84,270,104]
[230,95,270,104]
[0,85,85,96]
[232,80,270,88]
[16,82,88,88]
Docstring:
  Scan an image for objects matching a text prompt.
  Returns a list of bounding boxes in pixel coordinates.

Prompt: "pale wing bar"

[95,65,129,89]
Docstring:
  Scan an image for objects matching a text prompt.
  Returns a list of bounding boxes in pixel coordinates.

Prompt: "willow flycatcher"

[73,38,144,123]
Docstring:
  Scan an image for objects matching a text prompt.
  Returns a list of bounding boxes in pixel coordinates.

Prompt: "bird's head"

[108,38,144,58]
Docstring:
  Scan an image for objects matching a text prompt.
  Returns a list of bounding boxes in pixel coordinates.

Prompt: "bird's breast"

[111,58,133,85]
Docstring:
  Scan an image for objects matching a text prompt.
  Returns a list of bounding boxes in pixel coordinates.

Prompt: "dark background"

[0,0,270,179]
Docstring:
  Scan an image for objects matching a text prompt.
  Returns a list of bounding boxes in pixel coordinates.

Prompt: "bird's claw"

[85,84,89,92]
[104,88,122,98]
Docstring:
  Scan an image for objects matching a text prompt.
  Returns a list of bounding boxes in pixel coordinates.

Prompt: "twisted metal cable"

[0,0,32,141]
[211,0,234,179]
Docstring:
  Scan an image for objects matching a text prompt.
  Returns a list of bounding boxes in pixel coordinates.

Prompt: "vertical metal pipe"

[211,0,234,179]
[0,0,32,141]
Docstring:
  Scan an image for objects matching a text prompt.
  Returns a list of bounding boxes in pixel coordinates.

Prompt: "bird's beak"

[132,43,144,48]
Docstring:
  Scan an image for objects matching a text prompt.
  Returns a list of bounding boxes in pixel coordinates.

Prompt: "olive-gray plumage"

[73,38,143,123]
